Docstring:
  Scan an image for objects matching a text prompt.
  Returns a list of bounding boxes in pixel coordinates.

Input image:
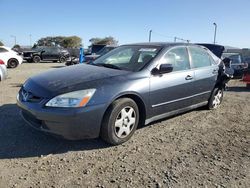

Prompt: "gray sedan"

[17,43,228,145]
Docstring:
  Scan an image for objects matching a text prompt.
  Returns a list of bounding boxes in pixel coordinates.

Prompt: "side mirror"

[159,64,173,74]
[151,64,173,75]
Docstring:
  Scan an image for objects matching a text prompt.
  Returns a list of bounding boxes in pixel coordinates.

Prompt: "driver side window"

[159,47,190,72]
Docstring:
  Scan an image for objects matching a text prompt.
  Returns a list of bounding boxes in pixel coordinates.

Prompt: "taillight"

[0,59,5,65]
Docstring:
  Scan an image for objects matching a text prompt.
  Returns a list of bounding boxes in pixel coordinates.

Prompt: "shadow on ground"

[228,86,250,92]
[0,104,109,159]
[50,66,66,68]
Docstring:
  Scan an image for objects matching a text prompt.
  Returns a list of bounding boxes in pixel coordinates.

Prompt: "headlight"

[45,89,96,108]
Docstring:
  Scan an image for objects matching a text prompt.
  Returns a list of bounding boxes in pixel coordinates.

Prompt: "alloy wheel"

[114,106,136,138]
[212,90,222,108]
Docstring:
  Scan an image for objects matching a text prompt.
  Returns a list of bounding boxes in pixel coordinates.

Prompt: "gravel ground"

[0,63,249,188]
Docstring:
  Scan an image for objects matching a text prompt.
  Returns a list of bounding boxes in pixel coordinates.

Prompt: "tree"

[62,36,82,48]
[0,41,4,46]
[89,36,118,45]
[36,36,82,48]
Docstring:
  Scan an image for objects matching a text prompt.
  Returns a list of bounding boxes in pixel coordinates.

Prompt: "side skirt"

[145,101,208,125]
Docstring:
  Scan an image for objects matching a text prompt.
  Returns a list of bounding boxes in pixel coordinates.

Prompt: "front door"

[149,46,197,117]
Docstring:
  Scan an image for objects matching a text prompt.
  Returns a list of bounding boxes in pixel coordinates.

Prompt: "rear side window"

[189,46,212,68]
[0,47,8,53]
[160,47,190,72]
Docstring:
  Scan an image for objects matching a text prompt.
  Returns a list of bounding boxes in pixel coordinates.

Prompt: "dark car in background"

[17,43,231,145]
[84,45,116,63]
[23,46,70,63]
[222,52,248,78]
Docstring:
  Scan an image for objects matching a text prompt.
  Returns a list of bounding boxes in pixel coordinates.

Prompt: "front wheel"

[101,98,139,145]
[33,56,41,63]
[208,87,224,110]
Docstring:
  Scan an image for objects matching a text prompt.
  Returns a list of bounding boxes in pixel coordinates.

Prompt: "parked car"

[0,59,7,81]
[85,44,106,55]
[17,43,231,145]
[0,46,23,68]
[221,52,248,78]
[23,46,70,63]
[84,46,117,63]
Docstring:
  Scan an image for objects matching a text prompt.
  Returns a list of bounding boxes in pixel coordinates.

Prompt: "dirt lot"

[0,63,249,188]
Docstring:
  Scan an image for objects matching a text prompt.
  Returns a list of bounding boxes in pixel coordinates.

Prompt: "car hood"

[24,64,129,97]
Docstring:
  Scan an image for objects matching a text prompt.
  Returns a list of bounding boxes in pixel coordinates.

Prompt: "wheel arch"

[102,93,147,128]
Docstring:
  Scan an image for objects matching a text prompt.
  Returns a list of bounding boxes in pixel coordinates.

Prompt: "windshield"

[93,45,162,71]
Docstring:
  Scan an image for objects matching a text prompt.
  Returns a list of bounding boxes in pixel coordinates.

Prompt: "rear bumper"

[17,99,107,140]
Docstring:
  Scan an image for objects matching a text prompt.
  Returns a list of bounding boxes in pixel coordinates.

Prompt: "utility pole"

[149,30,152,42]
[213,23,217,44]
[10,35,16,46]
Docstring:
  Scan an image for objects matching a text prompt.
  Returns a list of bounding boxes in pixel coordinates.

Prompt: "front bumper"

[17,97,107,140]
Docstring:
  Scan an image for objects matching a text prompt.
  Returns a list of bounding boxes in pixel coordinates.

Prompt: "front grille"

[21,88,42,103]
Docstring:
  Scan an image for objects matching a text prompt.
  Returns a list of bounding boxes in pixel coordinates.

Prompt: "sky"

[1,0,250,48]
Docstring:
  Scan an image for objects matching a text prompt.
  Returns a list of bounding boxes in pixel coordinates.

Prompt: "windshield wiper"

[96,63,122,70]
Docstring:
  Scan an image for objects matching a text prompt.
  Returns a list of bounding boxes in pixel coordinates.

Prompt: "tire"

[208,87,224,110]
[33,56,41,63]
[59,56,66,63]
[7,59,18,68]
[101,98,139,145]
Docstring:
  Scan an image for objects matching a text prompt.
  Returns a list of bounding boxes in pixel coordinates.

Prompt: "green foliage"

[0,41,4,46]
[37,36,82,48]
[89,36,118,45]
[62,36,82,48]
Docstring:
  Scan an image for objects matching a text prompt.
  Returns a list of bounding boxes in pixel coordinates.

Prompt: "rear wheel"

[7,59,18,68]
[33,56,41,63]
[101,98,139,145]
[208,87,223,110]
[59,56,66,63]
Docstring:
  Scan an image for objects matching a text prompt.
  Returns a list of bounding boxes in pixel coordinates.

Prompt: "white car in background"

[0,46,23,68]
[0,59,7,81]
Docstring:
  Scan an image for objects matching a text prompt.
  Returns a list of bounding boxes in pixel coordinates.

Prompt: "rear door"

[188,46,218,104]
[149,46,197,116]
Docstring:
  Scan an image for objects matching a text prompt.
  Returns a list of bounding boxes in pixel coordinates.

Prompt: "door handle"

[212,69,218,74]
[185,75,193,80]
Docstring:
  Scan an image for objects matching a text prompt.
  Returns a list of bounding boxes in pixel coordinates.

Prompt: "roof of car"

[122,42,197,48]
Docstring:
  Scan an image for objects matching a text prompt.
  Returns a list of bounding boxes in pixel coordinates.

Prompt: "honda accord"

[17,43,229,145]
